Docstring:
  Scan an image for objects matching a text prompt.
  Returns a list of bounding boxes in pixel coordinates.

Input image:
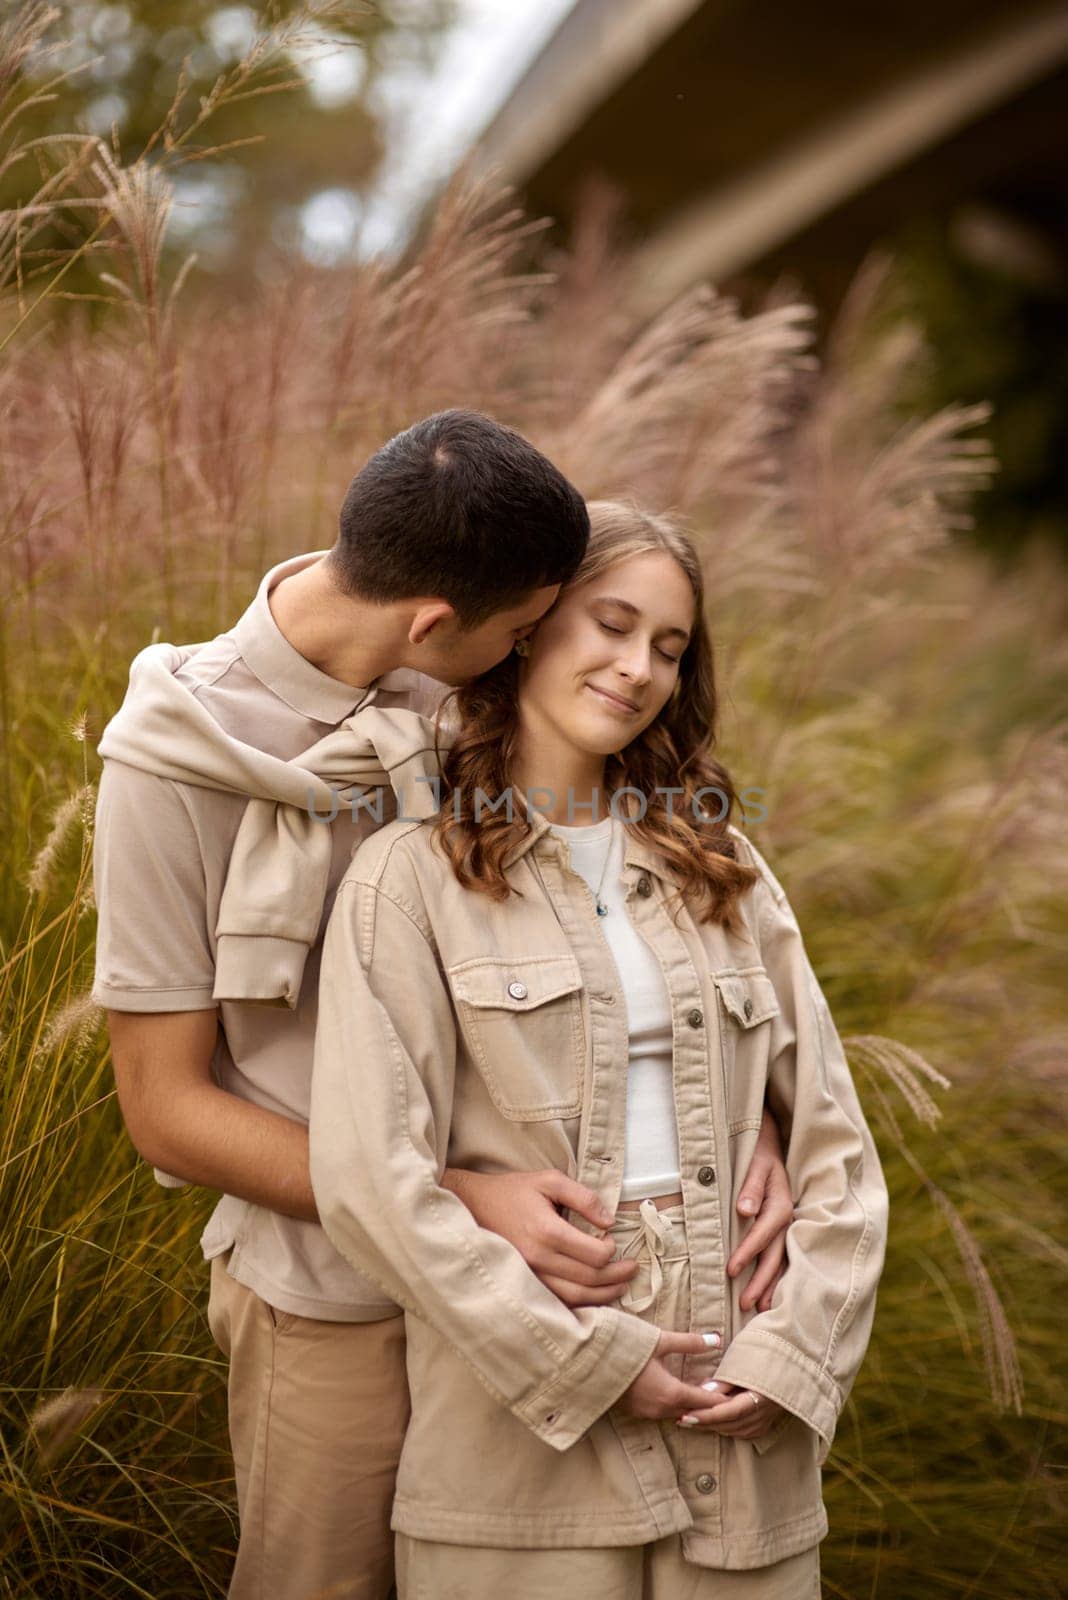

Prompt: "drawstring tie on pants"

[617,1199,675,1314]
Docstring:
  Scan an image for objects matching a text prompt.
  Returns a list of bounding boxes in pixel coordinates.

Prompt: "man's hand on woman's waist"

[443,1119,796,1314]
[441,1167,640,1307]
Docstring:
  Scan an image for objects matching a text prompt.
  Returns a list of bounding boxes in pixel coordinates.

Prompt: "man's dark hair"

[327,409,589,628]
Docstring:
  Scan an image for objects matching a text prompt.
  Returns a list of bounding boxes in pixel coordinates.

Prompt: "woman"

[310,501,889,1597]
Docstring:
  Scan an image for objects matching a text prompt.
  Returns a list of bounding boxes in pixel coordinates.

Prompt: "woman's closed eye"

[597,620,680,664]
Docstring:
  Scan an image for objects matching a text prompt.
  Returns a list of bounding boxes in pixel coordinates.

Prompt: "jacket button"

[743,997,754,1020]
[695,1473,717,1494]
[687,1008,703,1029]
[697,1165,716,1186]
[636,876,652,897]
[507,980,528,1000]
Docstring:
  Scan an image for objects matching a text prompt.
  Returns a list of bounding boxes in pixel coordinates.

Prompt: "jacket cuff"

[514,1310,661,1452]
[212,934,307,1008]
[713,1324,842,1461]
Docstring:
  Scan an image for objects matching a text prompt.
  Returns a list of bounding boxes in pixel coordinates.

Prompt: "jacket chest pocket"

[448,955,585,1122]
[711,969,781,1127]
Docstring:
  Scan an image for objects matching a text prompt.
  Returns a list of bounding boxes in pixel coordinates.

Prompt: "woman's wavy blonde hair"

[431,499,761,929]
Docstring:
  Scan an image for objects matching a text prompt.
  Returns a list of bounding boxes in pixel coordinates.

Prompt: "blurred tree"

[4,0,454,284]
[887,213,1068,565]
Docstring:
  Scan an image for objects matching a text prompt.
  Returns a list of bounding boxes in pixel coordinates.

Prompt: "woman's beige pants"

[207,1249,410,1600]
[395,1202,822,1598]
[396,1535,820,1599]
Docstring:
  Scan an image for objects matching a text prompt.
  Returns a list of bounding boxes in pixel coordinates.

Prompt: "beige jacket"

[309,807,889,1568]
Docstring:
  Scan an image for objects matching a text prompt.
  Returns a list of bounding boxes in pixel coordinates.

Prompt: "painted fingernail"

[702,1381,720,1392]
[702,1332,721,1347]
[739,1198,757,1213]
[679,1414,699,1426]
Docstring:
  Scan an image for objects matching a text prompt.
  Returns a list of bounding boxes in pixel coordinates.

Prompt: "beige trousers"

[395,1534,820,1599]
[394,1202,822,1598]
[206,1251,410,1600]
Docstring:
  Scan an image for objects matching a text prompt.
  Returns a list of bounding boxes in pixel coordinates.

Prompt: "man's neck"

[268,556,406,689]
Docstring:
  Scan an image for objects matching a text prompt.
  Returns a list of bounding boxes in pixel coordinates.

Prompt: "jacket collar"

[500,796,675,883]
[230,549,428,725]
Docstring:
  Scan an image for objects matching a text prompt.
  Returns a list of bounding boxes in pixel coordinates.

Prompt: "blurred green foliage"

[886,217,1068,566]
[5,0,453,279]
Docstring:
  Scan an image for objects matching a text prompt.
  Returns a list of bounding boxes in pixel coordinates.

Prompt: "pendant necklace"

[593,819,615,917]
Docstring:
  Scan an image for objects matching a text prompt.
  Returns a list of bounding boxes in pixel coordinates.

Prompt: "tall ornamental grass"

[1,5,1065,1595]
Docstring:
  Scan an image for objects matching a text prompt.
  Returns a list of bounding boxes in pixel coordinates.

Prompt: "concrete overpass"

[469,0,1068,312]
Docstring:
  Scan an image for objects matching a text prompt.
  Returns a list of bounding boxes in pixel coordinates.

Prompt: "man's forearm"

[141,1084,783,1236]
[153,1099,471,1224]
[152,1092,781,1231]
[759,1093,787,1156]
[152,1083,318,1221]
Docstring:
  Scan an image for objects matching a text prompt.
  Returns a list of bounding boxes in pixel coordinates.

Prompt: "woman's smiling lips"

[586,683,641,715]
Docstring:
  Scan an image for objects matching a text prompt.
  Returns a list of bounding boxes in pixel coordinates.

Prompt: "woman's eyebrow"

[594,595,691,643]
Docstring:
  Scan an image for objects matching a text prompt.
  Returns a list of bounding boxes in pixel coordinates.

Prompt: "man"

[91,409,794,1599]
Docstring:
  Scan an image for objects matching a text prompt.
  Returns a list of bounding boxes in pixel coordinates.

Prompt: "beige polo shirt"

[91,549,448,1321]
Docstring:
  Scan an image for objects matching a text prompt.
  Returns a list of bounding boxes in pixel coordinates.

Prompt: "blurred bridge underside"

[472,0,1068,313]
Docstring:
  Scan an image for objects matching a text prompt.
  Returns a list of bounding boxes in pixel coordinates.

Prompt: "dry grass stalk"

[25,785,93,897]
[32,989,102,1070]
[30,1385,104,1463]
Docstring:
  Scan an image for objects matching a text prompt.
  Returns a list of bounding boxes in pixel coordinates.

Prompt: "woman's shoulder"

[342,816,453,917]
[725,822,788,906]
[332,819,447,946]
[342,825,470,934]
[725,821,761,871]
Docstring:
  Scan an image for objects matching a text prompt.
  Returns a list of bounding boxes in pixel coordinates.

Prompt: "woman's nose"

[616,644,652,685]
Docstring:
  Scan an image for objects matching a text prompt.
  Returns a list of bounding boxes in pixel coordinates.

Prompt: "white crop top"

[546,814,681,1201]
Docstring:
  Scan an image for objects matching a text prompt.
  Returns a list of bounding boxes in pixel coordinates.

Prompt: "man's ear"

[408,599,456,645]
